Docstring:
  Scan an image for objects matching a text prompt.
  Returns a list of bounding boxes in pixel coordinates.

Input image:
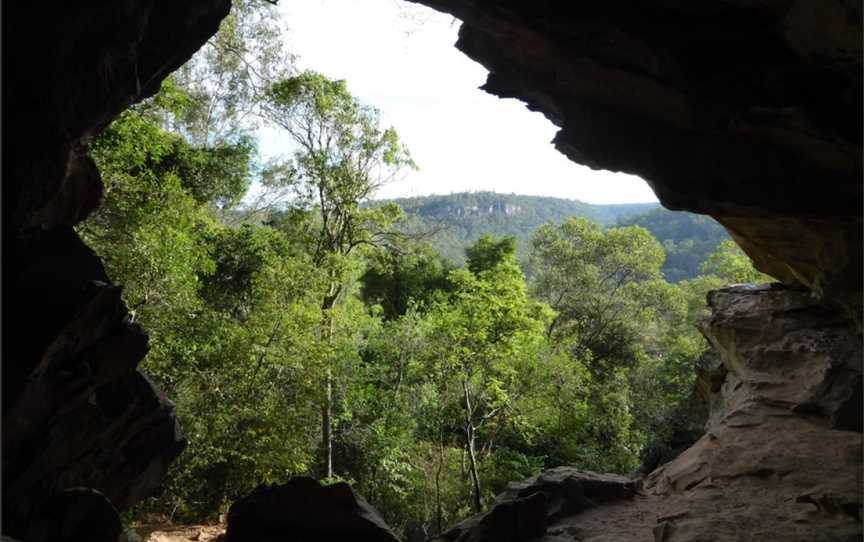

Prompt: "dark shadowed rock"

[2,227,187,538]
[224,477,401,542]
[437,493,548,542]
[436,469,635,542]
[4,0,231,233]
[498,468,636,523]
[24,488,122,542]
[3,0,229,538]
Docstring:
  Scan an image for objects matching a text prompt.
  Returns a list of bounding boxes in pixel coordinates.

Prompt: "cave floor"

[126,524,225,542]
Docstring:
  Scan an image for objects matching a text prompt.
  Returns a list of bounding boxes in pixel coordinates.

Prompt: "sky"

[257,0,658,204]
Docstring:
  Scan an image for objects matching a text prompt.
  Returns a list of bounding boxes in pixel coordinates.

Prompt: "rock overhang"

[410,0,863,312]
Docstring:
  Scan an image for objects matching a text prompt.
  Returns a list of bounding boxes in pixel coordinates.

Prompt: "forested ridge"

[377,192,731,282]
[76,2,771,539]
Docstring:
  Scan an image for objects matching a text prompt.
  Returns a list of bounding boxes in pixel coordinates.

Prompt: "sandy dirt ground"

[125,524,226,542]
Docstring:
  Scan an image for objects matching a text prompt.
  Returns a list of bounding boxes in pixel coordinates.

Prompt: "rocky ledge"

[643,284,861,541]
[434,284,862,542]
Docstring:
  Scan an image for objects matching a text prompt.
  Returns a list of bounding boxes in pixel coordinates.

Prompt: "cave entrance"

[4,0,860,540]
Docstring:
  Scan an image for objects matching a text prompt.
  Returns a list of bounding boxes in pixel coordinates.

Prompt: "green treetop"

[261,70,415,479]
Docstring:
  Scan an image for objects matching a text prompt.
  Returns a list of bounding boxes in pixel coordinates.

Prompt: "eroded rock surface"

[410,0,863,311]
[223,477,401,542]
[438,285,861,542]
[643,284,862,541]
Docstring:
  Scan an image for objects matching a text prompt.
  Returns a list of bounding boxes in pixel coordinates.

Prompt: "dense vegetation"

[77,2,770,538]
[616,207,731,282]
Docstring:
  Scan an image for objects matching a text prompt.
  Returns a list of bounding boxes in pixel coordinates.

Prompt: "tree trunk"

[320,288,338,480]
[435,432,445,534]
[462,380,482,513]
[322,370,333,478]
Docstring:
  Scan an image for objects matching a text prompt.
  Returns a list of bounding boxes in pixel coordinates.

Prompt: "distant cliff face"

[444,202,520,216]
[387,192,727,281]
[389,192,657,225]
[382,192,662,264]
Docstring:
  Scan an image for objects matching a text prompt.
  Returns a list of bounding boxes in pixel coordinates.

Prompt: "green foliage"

[360,246,455,320]
[465,235,518,276]
[700,239,773,284]
[259,70,419,481]
[261,71,413,267]
[527,218,712,470]
[168,0,294,144]
[531,218,665,372]
[417,237,552,511]
[159,135,255,207]
[83,90,222,362]
[617,207,730,282]
[200,224,293,317]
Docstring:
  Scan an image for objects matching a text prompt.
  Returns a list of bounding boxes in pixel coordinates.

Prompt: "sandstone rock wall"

[644,284,861,541]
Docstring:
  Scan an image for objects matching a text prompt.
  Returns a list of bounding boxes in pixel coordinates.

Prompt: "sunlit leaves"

[700,239,773,284]
[261,71,415,222]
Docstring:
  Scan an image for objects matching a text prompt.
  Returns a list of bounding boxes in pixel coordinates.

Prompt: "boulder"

[223,477,400,542]
[436,493,548,542]
[497,468,636,523]
[436,469,636,542]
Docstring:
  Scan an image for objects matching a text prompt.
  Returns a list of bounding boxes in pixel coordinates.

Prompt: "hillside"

[379,193,729,281]
[381,192,659,263]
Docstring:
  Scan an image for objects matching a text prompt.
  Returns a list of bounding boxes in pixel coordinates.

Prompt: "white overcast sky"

[257,0,658,204]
